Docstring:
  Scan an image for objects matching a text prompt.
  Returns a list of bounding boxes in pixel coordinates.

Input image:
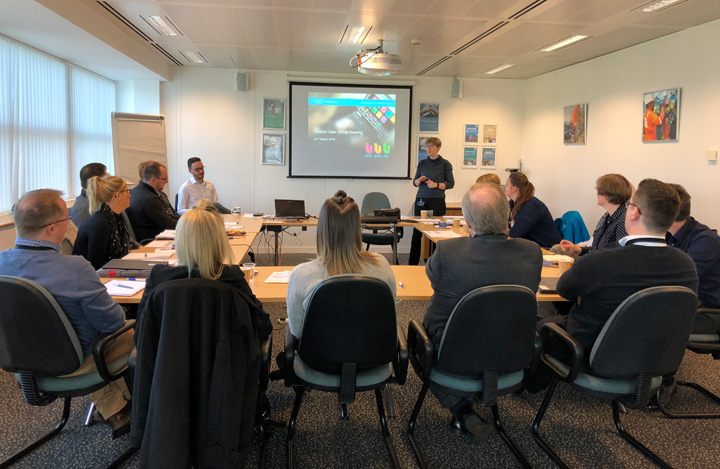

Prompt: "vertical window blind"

[0,35,115,212]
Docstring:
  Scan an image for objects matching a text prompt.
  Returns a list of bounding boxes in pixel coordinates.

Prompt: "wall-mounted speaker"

[451,78,463,98]
[235,72,248,91]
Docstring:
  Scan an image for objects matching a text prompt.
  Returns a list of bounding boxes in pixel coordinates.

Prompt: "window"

[0,35,115,212]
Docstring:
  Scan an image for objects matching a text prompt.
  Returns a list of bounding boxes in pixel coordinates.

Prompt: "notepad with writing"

[264,271,292,283]
[105,280,146,297]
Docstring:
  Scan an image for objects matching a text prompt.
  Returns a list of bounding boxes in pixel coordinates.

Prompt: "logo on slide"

[365,142,391,158]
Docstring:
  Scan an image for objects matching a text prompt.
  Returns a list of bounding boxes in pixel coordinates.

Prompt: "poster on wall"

[462,147,478,168]
[481,147,496,169]
[464,124,479,143]
[642,88,680,142]
[262,133,285,165]
[563,103,587,144]
[419,103,440,132]
[483,125,497,144]
[263,98,286,130]
[417,137,429,164]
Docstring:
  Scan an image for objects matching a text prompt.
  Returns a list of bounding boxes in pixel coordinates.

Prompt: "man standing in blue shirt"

[0,189,133,437]
[667,184,720,333]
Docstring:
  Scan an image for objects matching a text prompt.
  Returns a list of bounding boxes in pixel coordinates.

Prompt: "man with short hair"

[667,183,720,332]
[177,157,229,214]
[126,162,181,242]
[422,182,543,441]
[547,179,699,353]
[69,162,107,227]
[0,189,133,435]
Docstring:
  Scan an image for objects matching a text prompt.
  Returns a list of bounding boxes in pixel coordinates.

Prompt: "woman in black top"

[73,175,131,269]
[409,137,455,265]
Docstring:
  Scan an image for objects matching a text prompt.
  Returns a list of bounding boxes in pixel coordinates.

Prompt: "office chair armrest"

[528,332,543,372]
[259,333,273,393]
[394,324,409,385]
[539,323,584,382]
[283,326,298,387]
[91,319,136,382]
[408,320,433,381]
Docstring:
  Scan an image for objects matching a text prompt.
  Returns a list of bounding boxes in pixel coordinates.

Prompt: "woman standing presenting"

[409,137,454,265]
[504,172,561,248]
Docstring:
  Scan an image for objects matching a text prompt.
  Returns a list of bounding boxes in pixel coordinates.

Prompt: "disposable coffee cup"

[240,266,252,282]
[558,259,573,274]
[232,207,242,215]
[453,219,461,229]
[243,263,256,280]
[420,210,429,219]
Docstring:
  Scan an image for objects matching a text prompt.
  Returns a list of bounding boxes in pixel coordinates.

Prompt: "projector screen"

[289,82,412,179]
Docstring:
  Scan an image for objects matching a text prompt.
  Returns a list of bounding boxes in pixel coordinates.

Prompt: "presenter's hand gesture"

[416,176,428,186]
[426,179,438,189]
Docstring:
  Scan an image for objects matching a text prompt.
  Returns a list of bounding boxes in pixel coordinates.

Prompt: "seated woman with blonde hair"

[137,207,271,340]
[286,190,397,339]
[73,175,132,269]
[476,173,501,185]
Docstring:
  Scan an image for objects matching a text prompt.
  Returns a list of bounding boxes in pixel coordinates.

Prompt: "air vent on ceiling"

[154,44,183,66]
[96,1,152,42]
[508,0,548,20]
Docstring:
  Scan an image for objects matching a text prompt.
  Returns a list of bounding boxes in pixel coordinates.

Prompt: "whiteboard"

[111,112,167,187]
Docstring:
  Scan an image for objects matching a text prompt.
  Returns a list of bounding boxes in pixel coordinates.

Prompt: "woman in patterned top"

[73,175,131,269]
[559,173,633,256]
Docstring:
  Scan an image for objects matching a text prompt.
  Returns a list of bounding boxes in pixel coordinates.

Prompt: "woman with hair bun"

[73,175,132,269]
[504,172,561,248]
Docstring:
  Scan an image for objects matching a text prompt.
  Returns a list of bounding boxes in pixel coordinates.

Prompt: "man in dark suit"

[422,182,543,441]
[126,162,181,242]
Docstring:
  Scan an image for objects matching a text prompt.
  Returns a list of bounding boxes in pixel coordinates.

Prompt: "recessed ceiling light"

[182,51,206,64]
[340,25,372,44]
[146,15,178,36]
[540,35,589,52]
[640,0,686,13]
[485,64,516,75]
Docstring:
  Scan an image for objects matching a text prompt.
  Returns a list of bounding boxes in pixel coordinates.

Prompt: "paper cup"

[232,207,242,215]
[427,210,434,218]
[558,259,573,274]
[240,266,252,282]
[421,210,429,219]
[453,219,461,229]
[243,263,256,280]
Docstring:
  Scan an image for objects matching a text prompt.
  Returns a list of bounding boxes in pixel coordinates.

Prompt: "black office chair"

[657,307,720,419]
[406,285,538,469]
[132,279,266,468]
[282,276,408,469]
[0,275,135,467]
[532,286,698,469]
[360,192,403,264]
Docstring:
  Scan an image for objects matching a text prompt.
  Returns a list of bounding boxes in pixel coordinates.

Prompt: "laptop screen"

[274,199,306,218]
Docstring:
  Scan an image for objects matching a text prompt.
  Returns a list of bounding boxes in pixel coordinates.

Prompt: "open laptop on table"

[274,199,307,220]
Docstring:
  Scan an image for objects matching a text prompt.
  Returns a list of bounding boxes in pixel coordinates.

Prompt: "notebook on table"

[274,199,307,219]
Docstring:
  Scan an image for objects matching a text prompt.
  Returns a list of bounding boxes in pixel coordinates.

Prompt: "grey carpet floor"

[2,253,720,468]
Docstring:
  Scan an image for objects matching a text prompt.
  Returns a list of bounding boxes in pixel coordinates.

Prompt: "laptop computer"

[274,199,307,219]
[538,277,559,294]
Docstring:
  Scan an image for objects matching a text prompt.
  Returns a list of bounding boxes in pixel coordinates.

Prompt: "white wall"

[116,80,160,114]
[522,19,720,230]
[161,70,525,253]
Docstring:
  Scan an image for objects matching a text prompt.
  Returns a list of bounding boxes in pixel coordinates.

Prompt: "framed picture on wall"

[263,98,286,130]
[642,88,680,142]
[417,137,429,164]
[563,103,587,144]
[483,125,497,144]
[262,133,285,165]
[481,147,496,169]
[462,147,478,168]
[419,103,440,132]
[464,124,479,144]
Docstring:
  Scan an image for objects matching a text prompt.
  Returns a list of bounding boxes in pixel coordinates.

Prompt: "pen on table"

[398,281,405,289]
[126,278,137,281]
[114,283,133,289]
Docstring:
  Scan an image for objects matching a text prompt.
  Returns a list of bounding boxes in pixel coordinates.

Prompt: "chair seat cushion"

[545,355,662,397]
[23,353,131,393]
[293,355,393,389]
[429,368,524,393]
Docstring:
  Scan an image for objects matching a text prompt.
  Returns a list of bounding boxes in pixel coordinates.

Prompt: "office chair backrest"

[590,286,697,379]
[298,275,397,373]
[361,192,391,216]
[0,276,83,376]
[436,285,537,376]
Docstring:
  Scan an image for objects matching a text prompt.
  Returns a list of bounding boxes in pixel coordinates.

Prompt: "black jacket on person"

[72,204,130,269]
[132,278,261,468]
[126,181,180,242]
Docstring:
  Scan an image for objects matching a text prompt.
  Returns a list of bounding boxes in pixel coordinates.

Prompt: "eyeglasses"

[625,201,641,214]
[191,166,205,171]
[39,216,72,229]
[155,177,168,181]
[120,188,131,194]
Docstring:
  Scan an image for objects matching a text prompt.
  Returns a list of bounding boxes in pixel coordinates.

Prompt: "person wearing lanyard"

[559,174,632,257]
[409,137,455,265]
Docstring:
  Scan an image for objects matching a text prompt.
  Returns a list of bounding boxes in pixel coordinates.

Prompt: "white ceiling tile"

[163,5,222,44]
[275,11,310,48]
[201,7,251,46]
[239,9,279,47]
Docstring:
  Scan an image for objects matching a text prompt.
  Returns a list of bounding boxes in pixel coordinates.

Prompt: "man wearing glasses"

[0,189,133,436]
[176,157,230,214]
[126,162,180,243]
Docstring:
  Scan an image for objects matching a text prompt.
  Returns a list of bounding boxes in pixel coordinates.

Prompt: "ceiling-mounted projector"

[350,40,402,76]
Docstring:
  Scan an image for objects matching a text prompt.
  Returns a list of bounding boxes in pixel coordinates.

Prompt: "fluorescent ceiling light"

[183,51,205,64]
[540,35,588,52]
[640,0,686,12]
[346,25,367,44]
[484,64,516,75]
[340,25,371,44]
[146,15,177,36]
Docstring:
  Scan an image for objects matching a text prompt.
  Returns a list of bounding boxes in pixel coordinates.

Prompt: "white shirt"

[177,177,219,213]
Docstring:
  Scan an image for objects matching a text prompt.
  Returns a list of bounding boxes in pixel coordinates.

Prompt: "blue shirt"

[508,197,562,248]
[666,217,720,308]
[0,238,125,356]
